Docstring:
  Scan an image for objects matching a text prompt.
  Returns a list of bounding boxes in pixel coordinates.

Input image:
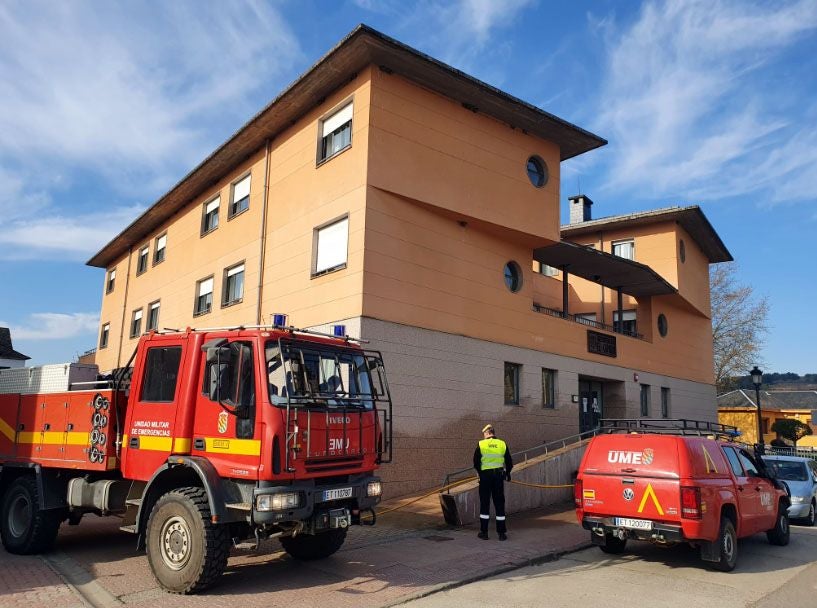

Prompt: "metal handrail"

[532,303,645,340]
[441,427,601,493]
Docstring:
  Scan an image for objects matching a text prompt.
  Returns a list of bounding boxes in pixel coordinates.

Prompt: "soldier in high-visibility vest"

[473,424,513,540]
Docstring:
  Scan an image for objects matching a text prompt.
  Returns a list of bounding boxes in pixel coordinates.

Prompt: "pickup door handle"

[737,485,744,491]
[755,486,761,491]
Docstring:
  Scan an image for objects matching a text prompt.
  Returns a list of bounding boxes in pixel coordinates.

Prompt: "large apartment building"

[88,26,731,495]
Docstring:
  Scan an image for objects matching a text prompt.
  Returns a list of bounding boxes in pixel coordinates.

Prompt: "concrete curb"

[42,551,124,608]
[382,540,593,607]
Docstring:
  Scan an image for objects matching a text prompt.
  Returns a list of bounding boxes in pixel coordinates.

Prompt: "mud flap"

[699,539,721,563]
[439,494,461,526]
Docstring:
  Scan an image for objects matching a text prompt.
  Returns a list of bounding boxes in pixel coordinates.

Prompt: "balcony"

[532,303,646,341]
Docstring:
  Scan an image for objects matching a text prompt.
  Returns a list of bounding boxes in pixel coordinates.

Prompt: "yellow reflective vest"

[479,438,507,471]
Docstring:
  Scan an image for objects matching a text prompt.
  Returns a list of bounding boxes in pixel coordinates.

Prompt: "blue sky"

[0,0,815,374]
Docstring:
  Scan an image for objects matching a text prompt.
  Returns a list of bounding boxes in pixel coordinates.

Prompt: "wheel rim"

[780,514,788,534]
[8,494,32,539]
[810,504,815,524]
[722,528,735,562]
[159,516,192,571]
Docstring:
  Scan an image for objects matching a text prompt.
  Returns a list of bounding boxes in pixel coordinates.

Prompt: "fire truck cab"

[0,325,392,594]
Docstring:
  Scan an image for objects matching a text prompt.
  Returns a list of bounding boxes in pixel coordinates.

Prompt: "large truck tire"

[0,476,61,554]
[145,487,230,594]
[280,528,347,560]
[766,501,790,546]
[711,517,737,572]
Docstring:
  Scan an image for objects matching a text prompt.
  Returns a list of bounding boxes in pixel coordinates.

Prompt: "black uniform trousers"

[478,468,506,534]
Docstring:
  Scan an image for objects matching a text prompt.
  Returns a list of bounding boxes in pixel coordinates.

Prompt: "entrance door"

[579,380,603,433]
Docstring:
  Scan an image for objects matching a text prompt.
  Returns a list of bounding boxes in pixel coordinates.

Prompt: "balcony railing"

[532,303,646,341]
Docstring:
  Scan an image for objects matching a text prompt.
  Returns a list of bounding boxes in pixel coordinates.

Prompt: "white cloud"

[0,313,99,341]
[595,0,817,202]
[0,205,144,261]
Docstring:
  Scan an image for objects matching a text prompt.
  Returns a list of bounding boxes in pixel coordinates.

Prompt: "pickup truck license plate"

[614,517,653,530]
[322,487,353,502]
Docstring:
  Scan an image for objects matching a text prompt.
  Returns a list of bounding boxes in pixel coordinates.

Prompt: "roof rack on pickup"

[600,418,739,439]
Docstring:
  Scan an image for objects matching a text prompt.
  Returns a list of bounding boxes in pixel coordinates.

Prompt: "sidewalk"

[0,494,588,608]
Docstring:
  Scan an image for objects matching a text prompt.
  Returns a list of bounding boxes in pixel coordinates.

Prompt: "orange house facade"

[89,26,731,495]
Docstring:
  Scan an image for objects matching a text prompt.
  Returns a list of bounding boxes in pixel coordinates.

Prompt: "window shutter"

[227,264,244,278]
[157,235,167,250]
[134,310,142,321]
[199,278,214,296]
[206,198,219,213]
[321,103,353,137]
[233,175,251,201]
[315,218,349,273]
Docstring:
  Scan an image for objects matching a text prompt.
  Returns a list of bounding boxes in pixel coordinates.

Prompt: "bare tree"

[711,263,769,394]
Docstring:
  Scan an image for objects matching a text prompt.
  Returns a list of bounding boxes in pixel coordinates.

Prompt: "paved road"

[404,524,817,608]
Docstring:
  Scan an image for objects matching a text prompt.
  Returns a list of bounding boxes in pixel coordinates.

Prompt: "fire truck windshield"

[265,340,383,409]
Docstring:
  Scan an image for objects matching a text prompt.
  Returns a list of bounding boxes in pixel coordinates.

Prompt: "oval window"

[526,156,548,188]
[657,314,668,337]
[679,239,686,263]
[504,261,522,293]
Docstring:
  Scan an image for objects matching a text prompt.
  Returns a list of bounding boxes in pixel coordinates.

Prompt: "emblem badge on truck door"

[642,448,654,465]
[623,488,635,501]
[217,410,229,434]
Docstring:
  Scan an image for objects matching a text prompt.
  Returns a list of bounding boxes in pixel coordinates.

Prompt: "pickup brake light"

[680,486,702,519]
[574,479,583,508]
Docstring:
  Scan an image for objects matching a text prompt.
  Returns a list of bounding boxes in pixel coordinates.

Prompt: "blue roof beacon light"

[332,324,346,337]
[272,313,288,328]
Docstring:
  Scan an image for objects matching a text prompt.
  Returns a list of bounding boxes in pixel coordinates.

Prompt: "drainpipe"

[115,247,133,369]
[256,138,271,325]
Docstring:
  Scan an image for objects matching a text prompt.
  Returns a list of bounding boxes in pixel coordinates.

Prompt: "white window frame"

[222,262,245,306]
[312,215,349,277]
[229,174,251,218]
[154,234,167,265]
[317,101,353,164]
[137,245,149,275]
[194,276,214,316]
[130,308,143,339]
[612,239,635,260]
[202,196,220,235]
[147,300,161,331]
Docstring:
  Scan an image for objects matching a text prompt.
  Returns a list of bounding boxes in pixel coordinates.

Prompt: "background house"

[718,389,817,447]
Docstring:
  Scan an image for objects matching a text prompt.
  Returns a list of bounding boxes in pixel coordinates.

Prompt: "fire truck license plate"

[323,487,353,502]
[614,517,653,530]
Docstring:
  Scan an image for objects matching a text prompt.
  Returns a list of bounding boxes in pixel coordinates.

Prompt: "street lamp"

[750,366,764,452]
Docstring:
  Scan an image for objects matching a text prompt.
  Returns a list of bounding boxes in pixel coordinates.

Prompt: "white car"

[762,455,817,526]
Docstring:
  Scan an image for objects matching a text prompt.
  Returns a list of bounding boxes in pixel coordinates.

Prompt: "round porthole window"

[504,261,522,293]
[679,239,686,263]
[526,155,548,188]
[657,313,668,337]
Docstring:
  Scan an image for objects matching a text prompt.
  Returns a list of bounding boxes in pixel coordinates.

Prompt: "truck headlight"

[257,492,301,511]
[791,496,806,504]
[367,481,382,497]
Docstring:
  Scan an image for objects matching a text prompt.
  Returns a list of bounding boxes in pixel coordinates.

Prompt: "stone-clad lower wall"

[358,317,716,499]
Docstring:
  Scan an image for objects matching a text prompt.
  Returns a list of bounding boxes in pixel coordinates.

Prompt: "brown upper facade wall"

[367,69,561,244]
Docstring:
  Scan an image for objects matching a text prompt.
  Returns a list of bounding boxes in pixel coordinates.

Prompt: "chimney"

[568,194,593,224]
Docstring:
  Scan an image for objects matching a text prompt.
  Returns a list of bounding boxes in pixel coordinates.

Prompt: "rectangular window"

[229,174,251,217]
[194,276,214,316]
[640,384,650,417]
[613,310,637,336]
[313,216,349,276]
[504,362,521,405]
[147,301,160,332]
[575,313,597,326]
[99,323,110,349]
[106,269,116,294]
[202,196,220,234]
[661,387,670,418]
[130,309,143,339]
[222,263,245,306]
[612,239,635,260]
[723,447,745,477]
[153,234,167,265]
[140,346,183,402]
[540,264,559,277]
[318,102,353,163]
[542,368,556,408]
[137,245,149,275]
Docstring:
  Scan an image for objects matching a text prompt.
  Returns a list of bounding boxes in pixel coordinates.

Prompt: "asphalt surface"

[402,524,817,608]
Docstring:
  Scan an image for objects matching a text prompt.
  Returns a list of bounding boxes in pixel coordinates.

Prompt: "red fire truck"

[0,324,392,593]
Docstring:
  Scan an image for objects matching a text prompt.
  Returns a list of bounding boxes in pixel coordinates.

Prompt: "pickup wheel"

[280,528,347,560]
[766,502,790,546]
[0,477,62,555]
[145,487,230,594]
[598,533,627,554]
[712,517,737,572]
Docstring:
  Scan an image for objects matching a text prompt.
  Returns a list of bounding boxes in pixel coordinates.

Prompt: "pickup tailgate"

[580,434,682,523]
